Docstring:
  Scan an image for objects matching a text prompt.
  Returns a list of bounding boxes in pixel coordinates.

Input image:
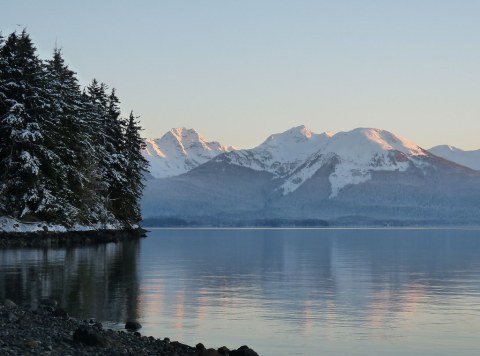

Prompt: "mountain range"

[141,126,480,226]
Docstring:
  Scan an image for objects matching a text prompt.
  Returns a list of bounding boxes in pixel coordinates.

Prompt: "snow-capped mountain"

[142,128,235,178]
[141,126,480,226]
[217,125,332,176]
[429,145,480,171]
[216,126,429,197]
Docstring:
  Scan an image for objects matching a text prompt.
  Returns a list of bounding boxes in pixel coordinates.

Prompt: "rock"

[43,306,54,313]
[25,339,39,348]
[7,312,18,322]
[230,345,259,356]
[218,346,230,355]
[125,319,142,330]
[52,308,69,318]
[40,298,58,308]
[4,299,16,308]
[0,302,254,355]
[73,325,110,347]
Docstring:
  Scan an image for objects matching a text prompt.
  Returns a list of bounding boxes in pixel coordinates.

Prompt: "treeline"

[140,217,330,227]
[0,30,148,228]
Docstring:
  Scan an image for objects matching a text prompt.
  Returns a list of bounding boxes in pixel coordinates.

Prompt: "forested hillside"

[0,30,148,229]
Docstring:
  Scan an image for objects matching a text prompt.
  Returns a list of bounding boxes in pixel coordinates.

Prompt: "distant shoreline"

[140,216,480,229]
[143,225,480,230]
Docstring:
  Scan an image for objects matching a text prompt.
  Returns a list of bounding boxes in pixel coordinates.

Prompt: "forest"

[0,30,148,228]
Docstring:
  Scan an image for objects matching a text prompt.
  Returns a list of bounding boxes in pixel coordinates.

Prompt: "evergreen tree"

[103,89,129,224]
[0,32,6,113]
[81,82,115,224]
[0,30,58,221]
[43,48,90,224]
[0,33,7,215]
[122,111,149,225]
[0,29,149,228]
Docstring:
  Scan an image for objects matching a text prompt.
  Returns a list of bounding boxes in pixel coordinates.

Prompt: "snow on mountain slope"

[429,145,480,171]
[216,125,333,177]
[143,128,235,178]
[142,126,480,225]
[298,128,428,197]
[218,126,429,197]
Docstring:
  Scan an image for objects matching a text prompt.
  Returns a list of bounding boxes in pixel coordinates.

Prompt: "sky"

[1,0,479,149]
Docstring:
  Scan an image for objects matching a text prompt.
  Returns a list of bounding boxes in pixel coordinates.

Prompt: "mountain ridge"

[143,126,479,179]
[143,127,235,178]
[429,145,480,171]
[141,126,480,226]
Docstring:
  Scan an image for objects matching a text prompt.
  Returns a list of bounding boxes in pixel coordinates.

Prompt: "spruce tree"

[0,33,7,215]
[103,89,128,224]
[0,30,57,221]
[0,29,149,228]
[43,48,90,224]
[85,79,114,224]
[122,111,149,225]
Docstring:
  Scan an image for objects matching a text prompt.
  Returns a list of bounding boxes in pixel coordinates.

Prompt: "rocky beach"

[0,299,259,355]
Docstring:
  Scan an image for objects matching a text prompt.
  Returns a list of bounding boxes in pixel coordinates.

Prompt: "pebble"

[0,300,259,355]
[4,299,16,308]
[52,308,69,318]
[125,319,142,330]
[218,346,230,355]
[8,312,20,322]
[40,299,58,308]
[25,339,39,348]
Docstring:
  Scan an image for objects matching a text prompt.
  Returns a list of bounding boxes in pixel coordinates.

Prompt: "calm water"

[2,229,480,355]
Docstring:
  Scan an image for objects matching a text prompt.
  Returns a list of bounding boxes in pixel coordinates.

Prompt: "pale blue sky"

[2,0,479,149]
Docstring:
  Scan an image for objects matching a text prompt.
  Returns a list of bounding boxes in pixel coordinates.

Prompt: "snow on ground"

[0,216,67,233]
[0,216,123,233]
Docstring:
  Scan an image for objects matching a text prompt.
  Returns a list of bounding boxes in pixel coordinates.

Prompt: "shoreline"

[0,299,259,355]
[0,228,148,248]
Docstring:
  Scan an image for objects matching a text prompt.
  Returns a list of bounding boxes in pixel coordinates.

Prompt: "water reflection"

[137,229,480,355]
[2,229,480,355]
[0,239,140,322]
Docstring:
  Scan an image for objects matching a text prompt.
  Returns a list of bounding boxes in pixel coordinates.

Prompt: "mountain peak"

[288,125,313,138]
[430,144,460,153]
[261,125,316,146]
[143,128,233,178]
[167,127,202,143]
[283,125,315,138]
[341,128,426,156]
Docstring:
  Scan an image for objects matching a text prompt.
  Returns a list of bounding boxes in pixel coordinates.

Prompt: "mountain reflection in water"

[1,229,480,355]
